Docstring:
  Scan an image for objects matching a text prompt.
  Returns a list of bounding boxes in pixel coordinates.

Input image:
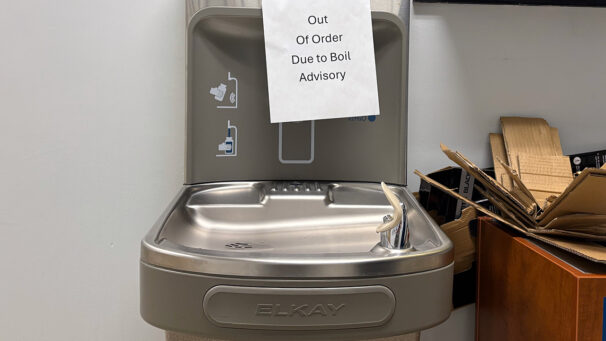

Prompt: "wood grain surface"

[476,218,606,341]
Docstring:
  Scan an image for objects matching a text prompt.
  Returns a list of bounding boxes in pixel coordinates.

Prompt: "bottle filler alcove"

[140,1,454,340]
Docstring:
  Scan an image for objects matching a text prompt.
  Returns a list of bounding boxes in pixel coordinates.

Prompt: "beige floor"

[166,331,420,341]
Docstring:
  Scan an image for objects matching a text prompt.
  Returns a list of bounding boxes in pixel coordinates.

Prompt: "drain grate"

[225,242,253,249]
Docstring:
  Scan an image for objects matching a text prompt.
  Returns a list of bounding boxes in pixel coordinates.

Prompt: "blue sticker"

[347,115,376,123]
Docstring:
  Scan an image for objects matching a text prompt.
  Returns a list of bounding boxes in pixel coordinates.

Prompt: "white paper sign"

[262,0,380,123]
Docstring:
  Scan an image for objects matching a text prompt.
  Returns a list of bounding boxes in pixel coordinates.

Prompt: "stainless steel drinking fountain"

[140,1,454,340]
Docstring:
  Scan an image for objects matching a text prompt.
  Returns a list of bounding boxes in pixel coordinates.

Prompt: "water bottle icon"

[217,120,237,157]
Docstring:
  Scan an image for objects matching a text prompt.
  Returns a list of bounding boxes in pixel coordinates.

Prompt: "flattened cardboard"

[490,133,513,190]
[424,135,606,263]
[474,185,535,229]
[532,235,606,264]
[540,214,606,230]
[538,168,606,224]
[501,117,560,174]
[416,169,606,262]
[518,174,571,193]
[517,154,573,178]
[517,154,573,203]
[496,156,538,208]
[441,144,536,218]
[550,127,563,155]
[414,170,530,235]
[530,228,606,241]
[510,187,538,210]
[550,226,606,236]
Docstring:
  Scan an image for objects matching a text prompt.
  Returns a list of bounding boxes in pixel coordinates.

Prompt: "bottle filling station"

[140,1,454,340]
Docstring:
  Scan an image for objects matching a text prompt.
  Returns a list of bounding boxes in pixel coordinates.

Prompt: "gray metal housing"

[140,1,454,340]
[141,262,453,340]
[140,182,454,339]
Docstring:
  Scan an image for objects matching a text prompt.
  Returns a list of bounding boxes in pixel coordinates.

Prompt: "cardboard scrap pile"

[416,117,606,263]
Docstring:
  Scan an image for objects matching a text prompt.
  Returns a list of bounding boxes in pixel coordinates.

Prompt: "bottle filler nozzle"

[380,208,409,250]
[377,182,410,250]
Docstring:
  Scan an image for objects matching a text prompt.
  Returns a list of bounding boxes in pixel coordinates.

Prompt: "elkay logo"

[256,303,346,317]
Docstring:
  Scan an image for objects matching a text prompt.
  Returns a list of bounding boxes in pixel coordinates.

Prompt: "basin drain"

[225,242,252,249]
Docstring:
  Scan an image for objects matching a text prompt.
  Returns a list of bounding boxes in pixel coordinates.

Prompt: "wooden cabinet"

[476,218,606,341]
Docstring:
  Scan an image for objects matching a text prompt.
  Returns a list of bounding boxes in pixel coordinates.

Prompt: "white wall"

[1,1,606,341]
[0,1,185,340]
[408,2,606,191]
[414,3,606,340]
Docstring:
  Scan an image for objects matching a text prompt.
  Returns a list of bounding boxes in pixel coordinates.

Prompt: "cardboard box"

[494,117,573,206]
